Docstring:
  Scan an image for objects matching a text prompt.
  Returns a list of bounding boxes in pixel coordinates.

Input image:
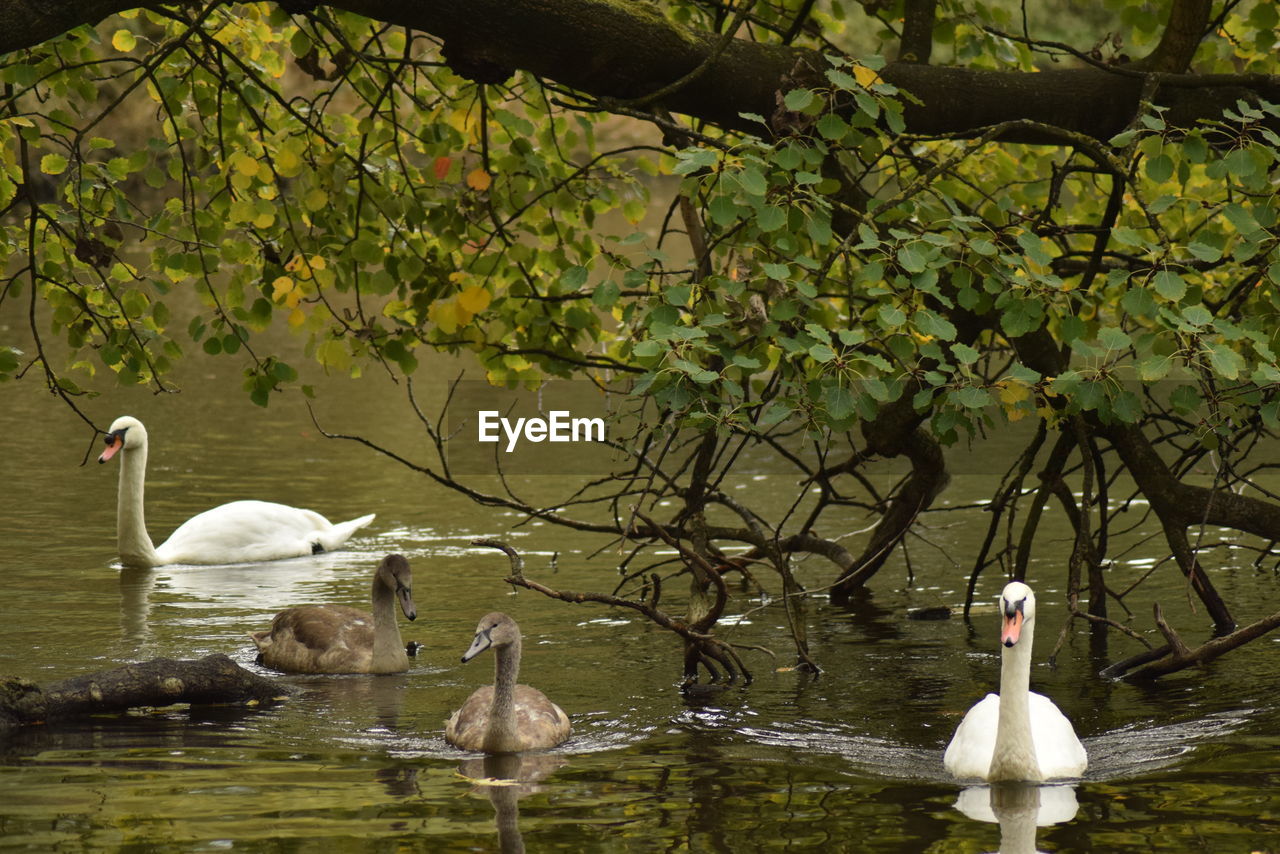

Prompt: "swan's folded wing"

[256,605,374,673]
[156,500,335,564]
[1029,691,1088,778]
[512,684,572,750]
[943,693,999,780]
[445,686,496,750]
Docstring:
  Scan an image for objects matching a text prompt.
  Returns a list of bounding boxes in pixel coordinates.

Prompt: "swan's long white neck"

[116,441,160,568]
[990,614,1042,782]
[369,575,406,673]
[484,634,522,753]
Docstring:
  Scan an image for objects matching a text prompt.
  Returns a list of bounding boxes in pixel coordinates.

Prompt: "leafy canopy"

[0,1,1278,449]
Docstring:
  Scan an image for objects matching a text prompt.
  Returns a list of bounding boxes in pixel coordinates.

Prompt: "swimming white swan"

[445,612,572,753]
[99,415,375,568]
[250,553,416,674]
[944,581,1088,782]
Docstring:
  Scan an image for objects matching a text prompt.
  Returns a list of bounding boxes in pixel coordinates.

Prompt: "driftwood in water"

[0,654,290,731]
[1101,604,1280,681]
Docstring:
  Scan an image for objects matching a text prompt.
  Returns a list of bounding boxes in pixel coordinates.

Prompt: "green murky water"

[2,368,1279,853]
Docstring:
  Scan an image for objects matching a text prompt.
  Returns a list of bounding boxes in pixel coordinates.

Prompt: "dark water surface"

[2,371,1279,852]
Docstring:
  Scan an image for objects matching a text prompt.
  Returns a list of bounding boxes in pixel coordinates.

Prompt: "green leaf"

[953,386,991,409]
[878,304,905,328]
[1170,384,1201,414]
[1204,343,1244,379]
[757,402,791,428]
[756,206,786,232]
[915,309,957,341]
[708,195,741,226]
[738,166,767,197]
[592,280,620,309]
[664,284,691,306]
[1138,355,1172,381]
[817,113,848,140]
[826,385,854,420]
[1153,270,1185,301]
[762,262,790,280]
[783,88,815,112]
[1097,326,1131,352]
[633,339,663,358]
[40,153,68,175]
[951,342,980,364]
[1145,153,1174,182]
[809,343,836,363]
[1121,286,1157,318]
[897,244,927,273]
[1187,239,1222,263]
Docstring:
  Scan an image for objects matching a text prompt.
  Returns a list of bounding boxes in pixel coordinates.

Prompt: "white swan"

[99,415,375,568]
[944,581,1087,782]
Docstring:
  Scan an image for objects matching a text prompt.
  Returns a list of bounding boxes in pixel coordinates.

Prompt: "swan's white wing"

[1028,692,1088,778]
[944,693,999,780]
[155,500,372,565]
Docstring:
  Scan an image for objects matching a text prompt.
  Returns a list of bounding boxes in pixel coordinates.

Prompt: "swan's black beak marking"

[1001,596,1027,647]
[98,428,128,464]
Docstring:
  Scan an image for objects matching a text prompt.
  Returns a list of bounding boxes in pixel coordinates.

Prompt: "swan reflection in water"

[458,752,568,854]
[955,782,1079,854]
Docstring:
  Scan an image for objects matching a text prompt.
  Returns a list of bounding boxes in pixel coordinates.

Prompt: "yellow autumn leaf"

[466,167,492,192]
[303,188,327,211]
[997,381,1031,404]
[852,64,882,87]
[271,275,294,303]
[275,144,302,178]
[39,154,67,175]
[232,152,260,178]
[428,299,460,334]
[288,308,306,327]
[112,30,137,52]
[457,285,491,315]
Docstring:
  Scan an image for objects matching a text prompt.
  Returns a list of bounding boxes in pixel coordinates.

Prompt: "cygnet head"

[98,415,148,463]
[376,553,417,621]
[460,612,519,663]
[999,581,1036,648]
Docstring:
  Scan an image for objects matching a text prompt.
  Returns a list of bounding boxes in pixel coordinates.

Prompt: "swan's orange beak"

[99,432,123,463]
[1001,609,1024,647]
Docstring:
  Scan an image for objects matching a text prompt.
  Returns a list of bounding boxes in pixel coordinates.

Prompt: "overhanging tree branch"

[2,1,1278,143]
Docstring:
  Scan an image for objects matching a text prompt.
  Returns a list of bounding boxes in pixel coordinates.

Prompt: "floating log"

[0,654,290,731]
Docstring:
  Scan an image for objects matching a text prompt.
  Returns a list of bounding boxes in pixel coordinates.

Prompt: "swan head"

[98,415,148,464]
[376,553,416,621]
[460,612,518,663]
[1000,581,1035,647]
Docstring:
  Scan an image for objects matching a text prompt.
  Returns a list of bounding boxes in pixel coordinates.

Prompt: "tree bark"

[1,1,1277,142]
[1103,604,1280,680]
[0,654,290,730]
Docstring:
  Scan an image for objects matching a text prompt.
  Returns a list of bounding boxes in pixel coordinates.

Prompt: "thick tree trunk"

[0,654,290,730]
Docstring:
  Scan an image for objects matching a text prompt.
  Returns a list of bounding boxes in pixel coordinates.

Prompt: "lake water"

[1,364,1279,852]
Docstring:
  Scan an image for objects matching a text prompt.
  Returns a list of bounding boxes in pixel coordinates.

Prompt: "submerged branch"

[1103,604,1280,681]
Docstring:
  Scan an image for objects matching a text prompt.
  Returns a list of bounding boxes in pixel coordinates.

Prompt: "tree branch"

[2,0,1277,142]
